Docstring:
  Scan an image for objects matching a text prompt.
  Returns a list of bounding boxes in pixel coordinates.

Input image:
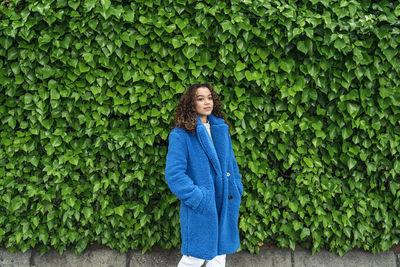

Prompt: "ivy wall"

[1,0,400,256]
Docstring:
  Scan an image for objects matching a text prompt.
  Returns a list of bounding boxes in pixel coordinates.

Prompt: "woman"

[165,83,244,267]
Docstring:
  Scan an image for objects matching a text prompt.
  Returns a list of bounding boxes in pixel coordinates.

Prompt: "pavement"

[0,246,398,267]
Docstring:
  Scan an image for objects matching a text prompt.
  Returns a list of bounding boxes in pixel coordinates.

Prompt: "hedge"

[1,0,400,256]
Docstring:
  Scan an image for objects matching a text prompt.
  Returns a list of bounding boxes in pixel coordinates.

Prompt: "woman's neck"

[199,115,208,124]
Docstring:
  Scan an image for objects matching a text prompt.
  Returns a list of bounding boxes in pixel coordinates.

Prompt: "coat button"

[227,172,231,177]
[228,195,232,200]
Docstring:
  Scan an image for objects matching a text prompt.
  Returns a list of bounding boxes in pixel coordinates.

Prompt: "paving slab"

[129,248,292,267]
[228,249,292,267]
[128,249,181,267]
[294,249,396,267]
[33,248,126,267]
[0,248,31,267]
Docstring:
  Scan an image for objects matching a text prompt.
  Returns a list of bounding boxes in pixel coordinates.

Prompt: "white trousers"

[177,254,226,267]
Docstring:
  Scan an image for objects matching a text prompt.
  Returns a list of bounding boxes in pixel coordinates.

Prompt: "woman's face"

[194,87,213,117]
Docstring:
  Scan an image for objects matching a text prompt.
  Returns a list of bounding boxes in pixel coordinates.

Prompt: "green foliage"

[1,0,400,257]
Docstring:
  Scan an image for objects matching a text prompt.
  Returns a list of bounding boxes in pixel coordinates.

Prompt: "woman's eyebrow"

[196,94,212,97]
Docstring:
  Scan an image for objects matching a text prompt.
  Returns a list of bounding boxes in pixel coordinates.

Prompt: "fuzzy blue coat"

[165,114,243,260]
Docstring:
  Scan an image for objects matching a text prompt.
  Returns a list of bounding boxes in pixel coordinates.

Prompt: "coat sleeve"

[232,155,244,196]
[230,133,244,196]
[165,130,206,211]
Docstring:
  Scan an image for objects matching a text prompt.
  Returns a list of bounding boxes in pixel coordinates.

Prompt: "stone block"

[128,248,181,267]
[33,248,126,267]
[294,249,396,267]
[227,248,292,267]
[0,248,31,267]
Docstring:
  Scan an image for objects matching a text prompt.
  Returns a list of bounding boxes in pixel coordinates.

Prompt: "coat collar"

[196,114,228,177]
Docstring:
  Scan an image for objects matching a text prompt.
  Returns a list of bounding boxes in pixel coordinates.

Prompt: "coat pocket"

[234,179,243,197]
[195,186,214,215]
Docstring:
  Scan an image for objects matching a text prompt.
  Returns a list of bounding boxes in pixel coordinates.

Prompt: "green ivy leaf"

[11,196,23,212]
[297,40,308,54]
[83,0,96,11]
[82,207,93,219]
[280,57,295,73]
[221,21,232,32]
[101,0,111,10]
[334,38,346,50]
[114,205,125,216]
[235,61,247,72]
[394,161,400,174]
[183,45,196,59]
[175,18,188,30]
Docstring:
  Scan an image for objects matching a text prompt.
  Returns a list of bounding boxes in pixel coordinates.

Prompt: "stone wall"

[1,246,399,267]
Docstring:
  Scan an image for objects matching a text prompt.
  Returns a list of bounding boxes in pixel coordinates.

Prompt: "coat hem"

[180,246,239,261]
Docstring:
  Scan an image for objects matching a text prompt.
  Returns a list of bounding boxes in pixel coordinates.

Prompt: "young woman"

[165,83,244,267]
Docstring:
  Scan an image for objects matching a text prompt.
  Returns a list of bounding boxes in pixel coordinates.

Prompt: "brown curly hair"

[173,83,230,134]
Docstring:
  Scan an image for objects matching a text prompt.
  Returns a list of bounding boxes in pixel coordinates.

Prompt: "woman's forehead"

[196,87,211,96]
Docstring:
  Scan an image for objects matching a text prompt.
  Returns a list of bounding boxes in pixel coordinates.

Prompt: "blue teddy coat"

[165,114,243,260]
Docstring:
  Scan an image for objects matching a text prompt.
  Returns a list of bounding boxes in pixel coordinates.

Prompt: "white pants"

[178,254,226,267]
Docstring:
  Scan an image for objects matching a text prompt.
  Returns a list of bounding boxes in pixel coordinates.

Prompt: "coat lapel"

[208,115,230,169]
[196,114,223,177]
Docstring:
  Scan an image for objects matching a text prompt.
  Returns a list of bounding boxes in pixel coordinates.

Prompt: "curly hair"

[173,83,230,134]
